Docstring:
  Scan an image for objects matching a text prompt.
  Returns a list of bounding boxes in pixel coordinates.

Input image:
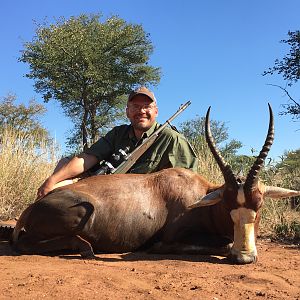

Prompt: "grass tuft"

[0,127,59,219]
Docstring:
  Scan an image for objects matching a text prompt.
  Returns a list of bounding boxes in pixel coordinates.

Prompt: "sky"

[1,0,299,160]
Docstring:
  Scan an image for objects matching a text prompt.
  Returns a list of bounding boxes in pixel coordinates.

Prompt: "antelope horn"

[244,103,274,191]
[205,107,238,189]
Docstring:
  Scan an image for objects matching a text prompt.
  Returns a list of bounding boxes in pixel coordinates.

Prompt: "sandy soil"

[0,239,299,300]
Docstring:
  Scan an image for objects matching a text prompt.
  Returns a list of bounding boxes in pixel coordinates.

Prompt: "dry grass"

[192,138,224,184]
[260,198,300,242]
[1,129,299,242]
[0,128,59,220]
[259,164,300,242]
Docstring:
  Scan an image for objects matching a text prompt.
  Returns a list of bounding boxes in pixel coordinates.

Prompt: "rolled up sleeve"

[84,129,117,161]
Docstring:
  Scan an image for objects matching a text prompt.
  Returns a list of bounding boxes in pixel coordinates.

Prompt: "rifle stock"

[112,101,191,174]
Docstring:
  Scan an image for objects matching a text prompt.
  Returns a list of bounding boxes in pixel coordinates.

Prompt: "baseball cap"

[128,86,157,103]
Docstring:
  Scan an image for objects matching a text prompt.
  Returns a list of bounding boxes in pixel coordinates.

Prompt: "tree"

[263,31,300,85]
[263,31,300,120]
[275,149,300,208]
[276,149,300,174]
[0,93,50,145]
[19,13,161,150]
[179,115,242,158]
[266,84,300,120]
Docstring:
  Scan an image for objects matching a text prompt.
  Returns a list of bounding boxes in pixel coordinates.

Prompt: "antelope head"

[192,104,300,264]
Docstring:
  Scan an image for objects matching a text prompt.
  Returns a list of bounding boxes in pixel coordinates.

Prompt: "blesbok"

[9,104,300,264]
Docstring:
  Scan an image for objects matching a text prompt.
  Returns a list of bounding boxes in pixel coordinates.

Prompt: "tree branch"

[267,83,300,108]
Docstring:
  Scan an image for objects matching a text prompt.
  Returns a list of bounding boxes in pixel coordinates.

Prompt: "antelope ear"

[188,188,224,208]
[264,186,300,199]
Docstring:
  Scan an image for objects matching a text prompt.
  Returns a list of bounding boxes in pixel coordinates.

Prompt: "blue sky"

[1,0,299,159]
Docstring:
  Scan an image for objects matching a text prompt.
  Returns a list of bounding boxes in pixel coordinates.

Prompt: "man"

[37,86,198,199]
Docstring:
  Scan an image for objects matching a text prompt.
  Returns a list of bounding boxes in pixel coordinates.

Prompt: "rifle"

[110,100,191,174]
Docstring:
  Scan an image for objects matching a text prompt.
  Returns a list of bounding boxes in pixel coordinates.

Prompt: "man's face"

[126,94,158,132]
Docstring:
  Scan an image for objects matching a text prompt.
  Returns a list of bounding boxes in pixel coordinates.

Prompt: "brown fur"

[12,168,221,256]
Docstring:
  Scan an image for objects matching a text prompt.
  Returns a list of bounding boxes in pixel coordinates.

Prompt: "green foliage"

[0,94,51,146]
[271,85,300,120]
[263,31,300,119]
[263,31,300,85]
[180,115,242,159]
[281,102,300,120]
[275,220,300,242]
[227,154,256,176]
[275,149,300,200]
[19,13,161,150]
[277,149,300,171]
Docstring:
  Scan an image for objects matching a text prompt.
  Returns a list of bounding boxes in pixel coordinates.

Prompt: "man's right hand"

[36,177,56,200]
[35,153,99,201]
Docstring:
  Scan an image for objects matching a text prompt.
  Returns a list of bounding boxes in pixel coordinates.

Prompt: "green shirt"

[84,122,198,174]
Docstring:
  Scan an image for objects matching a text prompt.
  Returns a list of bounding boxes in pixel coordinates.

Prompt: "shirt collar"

[129,121,159,141]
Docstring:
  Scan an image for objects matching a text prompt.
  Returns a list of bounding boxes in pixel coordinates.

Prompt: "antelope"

[9,104,300,264]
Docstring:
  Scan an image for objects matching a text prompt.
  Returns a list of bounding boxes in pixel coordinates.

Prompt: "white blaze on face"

[237,185,246,205]
[230,207,257,258]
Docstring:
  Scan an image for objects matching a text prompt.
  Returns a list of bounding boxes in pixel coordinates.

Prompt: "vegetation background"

[0,14,299,243]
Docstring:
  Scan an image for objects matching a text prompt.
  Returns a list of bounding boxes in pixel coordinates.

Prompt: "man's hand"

[36,153,99,201]
[36,177,56,200]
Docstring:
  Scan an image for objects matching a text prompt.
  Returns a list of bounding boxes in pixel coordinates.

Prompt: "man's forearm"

[36,153,99,199]
[51,153,98,183]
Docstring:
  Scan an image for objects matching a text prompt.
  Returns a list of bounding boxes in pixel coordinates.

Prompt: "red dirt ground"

[0,239,299,299]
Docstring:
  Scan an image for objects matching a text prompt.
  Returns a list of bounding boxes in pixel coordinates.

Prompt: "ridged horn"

[205,107,238,189]
[244,103,274,191]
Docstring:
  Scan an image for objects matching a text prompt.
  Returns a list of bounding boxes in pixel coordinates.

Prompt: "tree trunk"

[81,92,89,150]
